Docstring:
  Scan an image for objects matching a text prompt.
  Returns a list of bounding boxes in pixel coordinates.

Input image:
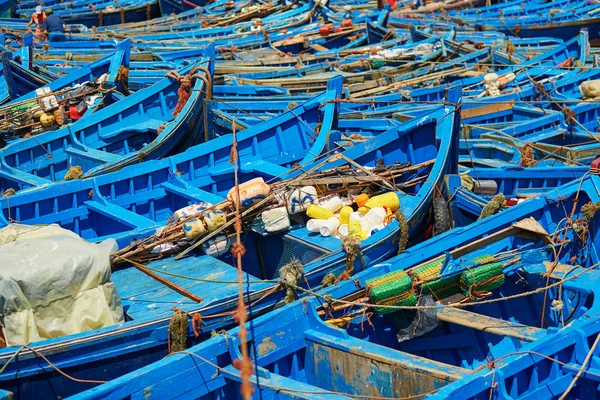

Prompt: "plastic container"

[286,186,318,214]
[182,219,206,241]
[174,202,212,221]
[358,192,399,213]
[227,177,270,208]
[306,204,334,220]
[339,206,353,225]
[204,210,226,231]
[483,73,498,84]
[320,195,343,213]
[472,180,498,195]
[307,219,326,233]
[338,224,349,237]
[348,221,362,238]
[350,212,362,222]
[355,193,369,207]
[360,207,386,233]
[320,217,340,237]
[261,207,290,233]
[497,72,516,89]
[202,234,231,257]
[35,87,51,97]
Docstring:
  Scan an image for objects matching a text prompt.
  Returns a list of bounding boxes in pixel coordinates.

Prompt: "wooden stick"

[114,255,202,303]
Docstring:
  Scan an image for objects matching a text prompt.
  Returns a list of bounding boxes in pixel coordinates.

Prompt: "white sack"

[580,80,600,99]
[0,224,123,346]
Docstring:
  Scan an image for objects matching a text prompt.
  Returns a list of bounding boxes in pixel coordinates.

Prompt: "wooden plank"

[437,307,543,342]
[544,261,577,280]
[460,100,515,120]
[310,44,329,53]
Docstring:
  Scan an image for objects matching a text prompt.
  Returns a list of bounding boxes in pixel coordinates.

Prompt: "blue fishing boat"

[0,46,211,190]
[2,39,131,105]
[0,85,459,399]
[65,171,600,400]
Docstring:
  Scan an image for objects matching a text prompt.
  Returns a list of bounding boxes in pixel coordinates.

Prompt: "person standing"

[25,6,47,41]
[42,9,67,42]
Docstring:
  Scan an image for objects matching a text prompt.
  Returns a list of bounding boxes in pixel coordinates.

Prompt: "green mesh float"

[373,290,417,314]
[460,261,504,297]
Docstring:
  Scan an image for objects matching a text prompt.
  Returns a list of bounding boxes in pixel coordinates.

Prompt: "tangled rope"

[116,65,129,84]
[394,209,409,254]
[520,142,535,167]
[166,70,193,117]
[168,308,188,353]
[280,259,304,303]
[2,188,16,197]
[64,165,83,181]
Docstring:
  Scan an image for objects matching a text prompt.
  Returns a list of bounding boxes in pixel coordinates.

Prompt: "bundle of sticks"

[112,154,435,267]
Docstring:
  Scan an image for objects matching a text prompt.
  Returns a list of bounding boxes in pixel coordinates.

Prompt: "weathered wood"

[116,255,203,303]
[437,307,543,341]
[460,101,515,119]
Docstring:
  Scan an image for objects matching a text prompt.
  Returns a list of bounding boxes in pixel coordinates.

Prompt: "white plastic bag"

[0,224,124,346]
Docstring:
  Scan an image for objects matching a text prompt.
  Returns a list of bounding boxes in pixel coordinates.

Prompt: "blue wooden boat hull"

[0,46,211,190]
[64,172,600,400]
[0,87,459,399]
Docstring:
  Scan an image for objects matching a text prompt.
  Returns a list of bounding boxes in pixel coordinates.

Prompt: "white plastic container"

[307,219,326,233]
[320,217,340,237]
[261,206,290,233]
[319,195,343,213]
[173,202,212,221]
[483,73,498,84]
[35,87,51,97]
[338,224,349,237]
[350,212,362,222]
[286,186,318,214]
[361,207,386,232]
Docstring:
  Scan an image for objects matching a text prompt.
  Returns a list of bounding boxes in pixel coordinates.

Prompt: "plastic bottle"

[358,192,400,213]
[350,212,362,222]
[306,204,334,220]
[355,193,369,207]
[202,234,231,257]
[348,220,362,238]
[173,202,212,221]
[338,224,349,237]
[307,219,326,233]
[320,217,340,237]
[360,207,386,233]
[320,195,343,212]
[339,206,353,225]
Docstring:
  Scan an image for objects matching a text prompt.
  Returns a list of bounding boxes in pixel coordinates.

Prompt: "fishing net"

[273,235,328,277]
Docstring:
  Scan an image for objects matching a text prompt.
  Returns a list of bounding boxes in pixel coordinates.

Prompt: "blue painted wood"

[67,172,600,400]
[0,85,459,400]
